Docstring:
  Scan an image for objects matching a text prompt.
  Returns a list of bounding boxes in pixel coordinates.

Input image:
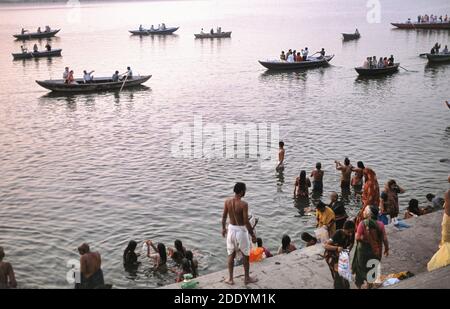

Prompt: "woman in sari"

[352,205,389,289]
[356,168,380,227]
[294,170,311,199]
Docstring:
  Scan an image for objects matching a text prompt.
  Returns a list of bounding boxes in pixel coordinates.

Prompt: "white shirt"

[83,73,92,81]
[287,54,294,62]
[63,70,69,79]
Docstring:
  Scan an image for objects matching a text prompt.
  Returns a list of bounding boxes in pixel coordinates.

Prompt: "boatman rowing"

[222,182,258,285]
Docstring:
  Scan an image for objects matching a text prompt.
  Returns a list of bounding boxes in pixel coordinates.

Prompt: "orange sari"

[356,168,380,227]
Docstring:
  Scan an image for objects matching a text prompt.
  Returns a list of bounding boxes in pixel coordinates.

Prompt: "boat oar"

[419,53,427,57]
[119,74,129,92]
[399,65,418,72]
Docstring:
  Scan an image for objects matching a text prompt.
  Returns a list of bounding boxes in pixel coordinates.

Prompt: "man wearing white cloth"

[222,182,258,285]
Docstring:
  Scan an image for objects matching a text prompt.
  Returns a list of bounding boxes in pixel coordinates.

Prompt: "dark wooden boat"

[391,22,450,30]
[36,75,152,93]
[258,55,334,70]
[12,49,62,60]
[129,27,179,35]
[194,31,232,39]
[426,53,450,63]
[342,33,360,40]
[355,63,399,76]
[13,29,61,40]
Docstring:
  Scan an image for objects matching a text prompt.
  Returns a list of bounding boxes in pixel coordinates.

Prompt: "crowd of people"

[219,147,449,289]
[1,152,448,289]
[19,42,52,54]
[279,47,326,62]
[362,55,395,69]
[61,66,133,84]
[410,14,449,23]
[139,23,167,31]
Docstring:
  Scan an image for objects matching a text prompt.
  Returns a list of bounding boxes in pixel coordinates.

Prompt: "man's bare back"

[224,197,248,227]
[81,252,101,278]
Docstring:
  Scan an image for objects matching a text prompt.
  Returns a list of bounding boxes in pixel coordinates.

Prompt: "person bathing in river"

[329,192,347,230]
[146,240,168,272]
[123,240,140,269]
[316,200,336,238]
[311,162,324,194]
[185,251,198,278]
[276,141,285,171]
[76,243,104,289]
[168,239,187,260]
[335,158,352,191]
[278,234,297,254]
[221,182,258,285]
[380,179,405,222]
[426,193,445,210]
[294,170,311,199]
[0,247,17,289]
[301,232,317,247]
[351,161,365,192]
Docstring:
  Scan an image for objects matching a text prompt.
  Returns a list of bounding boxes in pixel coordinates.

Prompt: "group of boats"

[12,27,62,61]
[129,25,232,38]
[12,14,450,94]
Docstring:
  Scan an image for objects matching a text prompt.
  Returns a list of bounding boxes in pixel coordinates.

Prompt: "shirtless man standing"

[222,182,258,285]
[335,158,353,189]
[77,243,104,289]
[0,247,17,289]
[276,141,285,172]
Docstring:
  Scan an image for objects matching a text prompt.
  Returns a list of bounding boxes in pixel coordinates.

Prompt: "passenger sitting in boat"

[303,47,309,61]
[20,45,28,53]
[383,57,389,67]
[83,70,95,83]
[139,24,144,31]
[378,57,384,68]
[445,15,448,22]
[200,28,204,34]
[287,52,294,63]
[37,27,41,33]
[21,28,27,35]
[280,51,286,61]
[161,23,166,30]
[210,28,214,34]
[45,25,50,32]
[362,57,370,69]
[65,70,74,84]
[217,27,222,33]
[150,25,155,31]
[296,52,302,62]
[355,28,359,35]
[371,56,377,68]
[443,45,449,54]
[33,44,38,53]
[388,55,394,66]
[45,42,51,51]
[406,18,412,24]
[112,71,119,82]
[293,50,297,61]
[63,67,69,80]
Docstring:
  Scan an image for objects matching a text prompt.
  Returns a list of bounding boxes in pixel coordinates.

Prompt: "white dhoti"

[227,224,250,256]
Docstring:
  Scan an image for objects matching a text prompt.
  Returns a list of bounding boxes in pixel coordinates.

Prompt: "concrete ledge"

[163,211,444,289]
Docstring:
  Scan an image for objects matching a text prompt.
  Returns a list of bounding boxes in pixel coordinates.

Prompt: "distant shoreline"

[0,0,171,4]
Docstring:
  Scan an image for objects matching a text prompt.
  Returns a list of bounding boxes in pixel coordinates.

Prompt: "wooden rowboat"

[194,31,232,39]
[391,22,450,30]
[13,29,60,40]
[258,55,334,70]
[129,27,179,35]
[36,75,152,93]
[12,49,62,60]
[342,33,360,41]
[355,63,399,76]
[426,53,450,63]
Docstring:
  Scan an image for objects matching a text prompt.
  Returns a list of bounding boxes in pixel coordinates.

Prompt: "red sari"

[356,168,380,227]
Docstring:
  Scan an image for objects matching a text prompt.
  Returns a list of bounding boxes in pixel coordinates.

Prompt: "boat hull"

[342,33,360,40]
[129,27,179,35]
[391,22,450,30]
[36,75,152,93]
[13,29,61,40]
[194,32,232,39]
[426,53,450,63]
[258,55,334,70]
[355,64,399,76]
[12,49,62,60]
